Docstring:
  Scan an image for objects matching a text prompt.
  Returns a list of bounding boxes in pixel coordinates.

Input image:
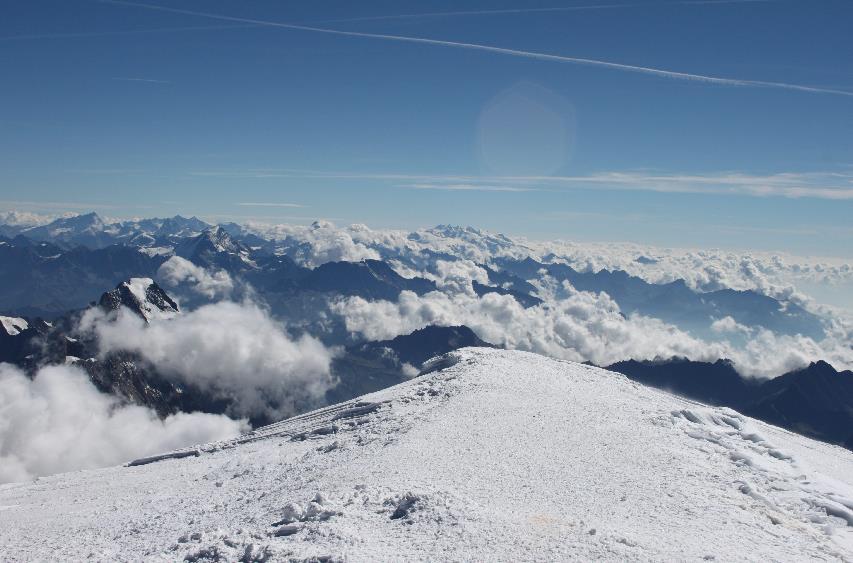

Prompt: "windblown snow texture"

[0,348,850,561]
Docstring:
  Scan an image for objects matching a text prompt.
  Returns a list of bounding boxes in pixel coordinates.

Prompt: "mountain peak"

[99,278,179,322]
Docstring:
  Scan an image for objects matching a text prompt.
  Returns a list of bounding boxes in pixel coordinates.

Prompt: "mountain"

[13,213,211,251]
[494,257,825,339]
[607,358,853,449]
[296,259,436,300]
[357,324,494,367]
[175,226,256,272]
[20,212,112,249]
[2,348,851,560]
[0,315,29,337]
[0,238,166,317]
[328,325,495,405]
[0,316,52,365]
[606,358,756,406]
[743,361,853,449]
[472,280,542,308]
[99,278,179,321]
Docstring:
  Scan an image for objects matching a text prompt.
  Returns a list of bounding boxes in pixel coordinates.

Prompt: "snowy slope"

[1,348,852,561]
[0,316,28,336]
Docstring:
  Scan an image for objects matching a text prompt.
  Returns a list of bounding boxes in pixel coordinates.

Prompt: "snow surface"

[124,277,154,305]
[0,316,28,336]
[1,348,852,561]
[120,278,177,321]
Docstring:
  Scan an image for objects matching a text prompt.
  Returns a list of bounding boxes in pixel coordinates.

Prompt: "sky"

[2,0,852,256]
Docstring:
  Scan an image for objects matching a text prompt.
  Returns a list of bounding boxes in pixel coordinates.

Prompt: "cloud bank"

[330,285,853,378]
[80,301,337,420]
[0,363,245,484]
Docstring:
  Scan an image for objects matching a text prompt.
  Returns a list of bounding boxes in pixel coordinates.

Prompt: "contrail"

[113,77,171,84]
[0,24,254,42]
[102,0,853,98]
[317,0,775,25]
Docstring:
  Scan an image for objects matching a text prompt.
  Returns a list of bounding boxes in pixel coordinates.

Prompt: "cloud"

[157,256,234,299]
[246,221,381,267]
[330,284,853,378]
[331,287,727,365]
[0,210,76,228]
[533,171,853,200]
[236,218,853,314]
[430,259,490,294]
[407,184,538,193]
[318,1,774,24]
[237,202,306,208]
[0,363,245,484]
[79,301,337,420]
[107,0,853,97]
[112,77,171,84]
[710,316,753,335]
[0,24,254,42]
[189,169,853,200]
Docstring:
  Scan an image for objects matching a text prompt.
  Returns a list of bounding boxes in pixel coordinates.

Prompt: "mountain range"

[0,213,826,343]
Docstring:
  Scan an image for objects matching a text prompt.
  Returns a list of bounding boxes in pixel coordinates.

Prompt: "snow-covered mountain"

[99,278,180,322]
[0,348,850,561]
[0,316,28,337]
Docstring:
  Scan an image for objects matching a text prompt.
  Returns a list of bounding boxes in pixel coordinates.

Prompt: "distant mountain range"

[1,213,847,448]
[0,213,826,343]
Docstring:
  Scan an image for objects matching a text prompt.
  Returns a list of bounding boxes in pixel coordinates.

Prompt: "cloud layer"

[331,283,853,378]
[0,363,245,484]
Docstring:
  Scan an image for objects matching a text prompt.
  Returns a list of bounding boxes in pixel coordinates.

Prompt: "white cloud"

[0,363,245,484]
[711,316,753,335]
[331,288,726,367]
[246,221,381,267]
[430,259,490,294]
[79,301,337,420]
[157,256,234,299]
[407,183,537,192]
[330,286,853,378]
[237,202,305,208]
[0,210,76,227]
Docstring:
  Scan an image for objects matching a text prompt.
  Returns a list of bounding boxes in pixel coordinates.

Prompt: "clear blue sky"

[2,0,852,256]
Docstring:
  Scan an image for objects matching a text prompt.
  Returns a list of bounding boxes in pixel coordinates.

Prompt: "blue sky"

[2,0,852,255]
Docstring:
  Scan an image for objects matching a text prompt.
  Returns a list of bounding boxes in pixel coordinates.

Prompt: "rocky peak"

[99,278,179,322]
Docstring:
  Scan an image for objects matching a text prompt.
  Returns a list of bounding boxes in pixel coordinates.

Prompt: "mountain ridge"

[1,348,850,561]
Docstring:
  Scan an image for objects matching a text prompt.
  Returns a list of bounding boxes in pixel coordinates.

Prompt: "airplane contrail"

[101,0,853,98]
[317,0,775,25]
[0,24,254,42]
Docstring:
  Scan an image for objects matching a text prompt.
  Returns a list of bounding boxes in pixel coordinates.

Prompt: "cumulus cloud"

[331,288,726,366]
[430,259,490,294]
[79,301,337,420]
[330,286,853,379]
[0,363,245,484]
[247,221,380,267]
[157,256,234,299]
[710,316,753,335]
